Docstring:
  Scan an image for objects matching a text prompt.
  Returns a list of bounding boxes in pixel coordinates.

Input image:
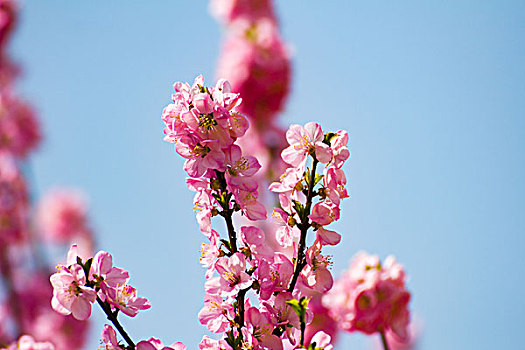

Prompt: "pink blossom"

[0,0,16,49]
[301,242,333,293]
[322,166,348,205]
[199,230,221,278]
[328,130,350,169]
[215,252,252,299]
[316,227,341,246]
[261,292,299,341]
[231,186,267,221]
[89,251,129,299]
[270,208,298,248]
[0,92,41,158]
[50,264,96,320]
[240,225,273,261]
[257,253,293,300]
[106,284,151,317]
[308,201,340,226]
[224,144,261,185]
[303,294,339,348]
[36,188,89,242]
[245,307,282,350]
[101,325,122,350]
[323,252,411,340]
[281,123,332,167]
[308,331,333,350]
[198,293,234,333]
[136,337,186,350]
[216,20,290,123]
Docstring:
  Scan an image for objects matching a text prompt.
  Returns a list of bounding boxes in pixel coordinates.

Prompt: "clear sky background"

[9,1,525,349]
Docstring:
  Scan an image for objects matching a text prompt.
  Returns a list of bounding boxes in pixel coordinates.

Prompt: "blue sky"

[10,1,525,349]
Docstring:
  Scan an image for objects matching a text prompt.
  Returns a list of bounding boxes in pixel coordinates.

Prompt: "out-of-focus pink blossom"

[216,20,290,124]
[15,273,89,350]
[36,189,90,243]
[323,252,411,341]
[6,335,55,350]
[0,153,28,244]
[0,93,41,158]
[210,0,276,24]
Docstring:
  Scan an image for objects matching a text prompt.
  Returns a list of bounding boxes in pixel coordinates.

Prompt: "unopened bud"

[211,208,219,217]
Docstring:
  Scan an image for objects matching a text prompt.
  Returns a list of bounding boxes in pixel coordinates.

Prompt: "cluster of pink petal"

[323,252,411,341]
[166,112,350,348]
[162,76,267,224]
[50,245,150,321]
[269,123,350,294]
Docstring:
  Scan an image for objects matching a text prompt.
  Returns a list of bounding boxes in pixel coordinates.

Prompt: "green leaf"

[285,297,309,321]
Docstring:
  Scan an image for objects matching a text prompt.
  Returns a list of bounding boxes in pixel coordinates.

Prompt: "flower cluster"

[323,252,411,342]
[48,245,184,350]
[162,77,351,349]
[50,245,149,321]
[162,75,266,221]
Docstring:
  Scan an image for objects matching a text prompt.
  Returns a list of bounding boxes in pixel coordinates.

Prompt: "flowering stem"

[96,296,136,349]
[380,331,390,350]
[287,157,319,293]
[214,170,250,347]
[215,170,238,252]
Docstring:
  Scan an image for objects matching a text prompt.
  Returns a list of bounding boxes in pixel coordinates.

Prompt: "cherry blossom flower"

[281,122,332,167]
[198,293,235,333]
[215,252,252,299]
[106,284,151,317]
[89,251,129,300]
[50,263,96,321]
[101,325,123,350]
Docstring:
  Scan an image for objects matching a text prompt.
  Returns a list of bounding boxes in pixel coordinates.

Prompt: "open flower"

[50,263,96,321]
